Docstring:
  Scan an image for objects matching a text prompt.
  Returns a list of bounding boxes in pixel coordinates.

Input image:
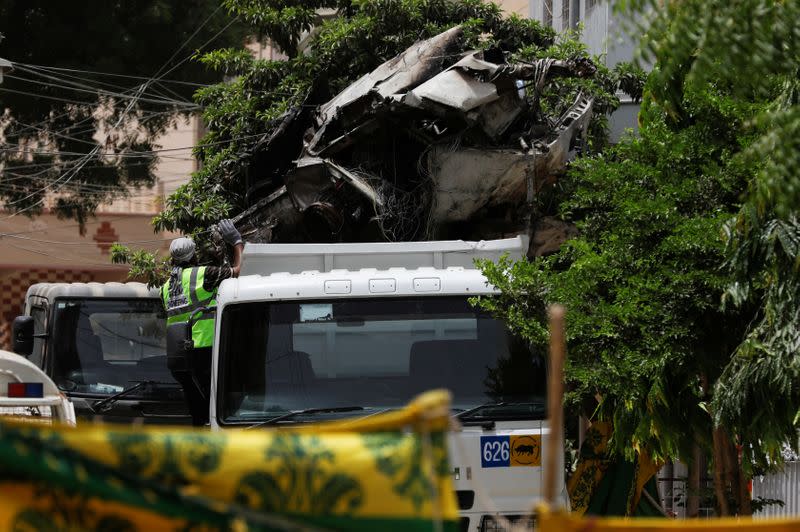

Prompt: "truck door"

[29,304,47,369]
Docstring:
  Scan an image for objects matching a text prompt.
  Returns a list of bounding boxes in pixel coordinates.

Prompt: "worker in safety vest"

[162,219,243,425]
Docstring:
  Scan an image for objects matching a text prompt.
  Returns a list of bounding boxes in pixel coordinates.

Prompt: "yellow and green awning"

[0,390,459,531]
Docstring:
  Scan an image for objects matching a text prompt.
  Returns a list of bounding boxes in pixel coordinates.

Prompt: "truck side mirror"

[12,316,34,357]
[166,322,192,373]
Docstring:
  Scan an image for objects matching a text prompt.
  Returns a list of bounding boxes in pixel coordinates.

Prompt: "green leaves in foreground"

[477,84,762,463]
[477,0,800,476]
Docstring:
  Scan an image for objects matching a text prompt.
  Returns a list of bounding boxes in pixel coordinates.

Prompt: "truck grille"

[479,514,536,532]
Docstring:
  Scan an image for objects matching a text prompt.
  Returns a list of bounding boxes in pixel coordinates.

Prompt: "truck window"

[50,298,175,395]
[29,306,46,368]
[219,296,547,424]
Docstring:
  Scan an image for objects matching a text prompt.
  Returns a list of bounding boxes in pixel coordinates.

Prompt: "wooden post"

[687,445,701,517]
[543,304,566,507]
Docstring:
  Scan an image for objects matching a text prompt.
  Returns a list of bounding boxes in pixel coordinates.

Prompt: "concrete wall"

[500,0,530,17]
[0,212,173,268]
[0,211,175,349]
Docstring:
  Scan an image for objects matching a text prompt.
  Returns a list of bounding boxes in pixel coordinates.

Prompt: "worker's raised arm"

[218,219,244,278]
[230,241,243,278]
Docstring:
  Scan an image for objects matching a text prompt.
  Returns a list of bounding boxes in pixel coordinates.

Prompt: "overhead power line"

[1,131,267,158]
[0,232,176,246]
[8,107,183,140]
[0,86,107,108]
[2,80,151,213]
[0,6,240,218]
[18,63,198,106]
[13,62,220,88]
[3,240,133,267]
[7,70,198,108]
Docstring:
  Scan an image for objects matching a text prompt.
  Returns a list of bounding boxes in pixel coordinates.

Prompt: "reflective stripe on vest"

[161,266,217,348]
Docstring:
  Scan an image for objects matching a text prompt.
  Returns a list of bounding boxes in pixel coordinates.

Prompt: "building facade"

[498,0,641,141]
[0,115,200,349]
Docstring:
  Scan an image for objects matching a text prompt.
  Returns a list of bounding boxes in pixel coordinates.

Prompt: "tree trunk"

[687,445,701,518]
[735,444,753,516]
[737,463,753,515]
[712,426,730,516]
[723,433,737,510]
[719,428,753,516]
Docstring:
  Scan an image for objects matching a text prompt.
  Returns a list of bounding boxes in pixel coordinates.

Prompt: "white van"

[0,349,76,426]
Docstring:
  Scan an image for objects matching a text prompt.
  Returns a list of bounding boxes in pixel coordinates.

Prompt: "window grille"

[543,0,553,27]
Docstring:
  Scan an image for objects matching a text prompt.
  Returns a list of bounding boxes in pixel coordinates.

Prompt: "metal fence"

[657,460,800,519]
[657,461,715,518]
[752,461,800,518]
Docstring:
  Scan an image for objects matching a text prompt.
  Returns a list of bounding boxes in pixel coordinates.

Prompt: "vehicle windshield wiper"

[455,401,546,421]
[455,401,514,420]
[91,380,175,413]
[247,406,365,429]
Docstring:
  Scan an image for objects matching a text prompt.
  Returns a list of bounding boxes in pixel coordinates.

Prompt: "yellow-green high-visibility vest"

[161,266,217,348]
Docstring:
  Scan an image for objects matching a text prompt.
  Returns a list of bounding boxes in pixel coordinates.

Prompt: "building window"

[543,0,553,27]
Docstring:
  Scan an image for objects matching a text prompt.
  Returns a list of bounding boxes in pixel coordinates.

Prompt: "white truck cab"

[12,282,189,424]
[208,237,567,530]
[0,349,76,426]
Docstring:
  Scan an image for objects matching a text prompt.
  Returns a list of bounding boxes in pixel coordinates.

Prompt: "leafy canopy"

[479,0,800,473]
[623,0,800,468]
[477,81,764,462]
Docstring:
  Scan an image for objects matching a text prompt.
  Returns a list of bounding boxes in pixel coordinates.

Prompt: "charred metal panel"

[427,148,533,223]
[232,26,597,251]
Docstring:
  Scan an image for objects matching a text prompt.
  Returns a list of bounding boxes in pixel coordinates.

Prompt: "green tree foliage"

[478,0,800,514]
[619,0,800,471]
[478,84,764,465]
[109,243,170,289]
[0,0,248,227]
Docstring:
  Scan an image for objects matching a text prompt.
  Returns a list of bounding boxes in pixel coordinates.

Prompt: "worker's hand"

[218,219,242,247]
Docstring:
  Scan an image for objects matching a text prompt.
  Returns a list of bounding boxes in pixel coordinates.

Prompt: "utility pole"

[0,58,12,84]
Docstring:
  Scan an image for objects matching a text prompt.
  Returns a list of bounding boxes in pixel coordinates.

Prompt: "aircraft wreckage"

[223,26,595,255]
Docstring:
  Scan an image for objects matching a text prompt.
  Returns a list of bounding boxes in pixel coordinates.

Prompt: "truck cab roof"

[25,282,158,302]
[239,236,528,276]
[218,267,499,306]
[217,236,528,306]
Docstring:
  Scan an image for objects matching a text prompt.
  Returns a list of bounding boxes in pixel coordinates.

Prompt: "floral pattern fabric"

[0,390,458,531]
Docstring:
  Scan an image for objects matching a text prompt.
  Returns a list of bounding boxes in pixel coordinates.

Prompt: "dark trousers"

[171,346,211,426]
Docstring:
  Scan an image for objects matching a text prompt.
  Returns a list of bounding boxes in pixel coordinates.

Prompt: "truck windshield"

[51,298,175,395]
[219,297,546,424]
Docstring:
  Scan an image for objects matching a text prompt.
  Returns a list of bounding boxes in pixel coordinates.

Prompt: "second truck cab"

[203,237,567,530]
[13,282,190,424]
